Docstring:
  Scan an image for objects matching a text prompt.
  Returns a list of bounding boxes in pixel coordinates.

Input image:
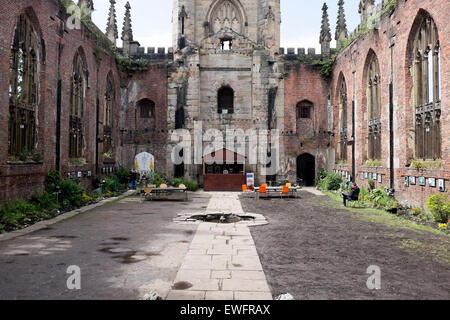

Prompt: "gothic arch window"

[296,101,313,120]
[69,50,86,159]
[411,13,441,160]
[8,13,39,157]
[338,76,348,161]
[103,74,114,155]
[208,0,245,34]
[138,99,155,119]
[365,51,381,161]
[218,86,234,114]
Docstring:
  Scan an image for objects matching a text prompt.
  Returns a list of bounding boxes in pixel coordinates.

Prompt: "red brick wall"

[283,63,332,175]
[330,0,449,207]
[119,63,169,176]
[0,0,120,201]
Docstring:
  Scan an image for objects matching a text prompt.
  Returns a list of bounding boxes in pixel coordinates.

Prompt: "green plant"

[426,193,450,223]
[17,149,32,162]
[104,177,116,193]
[385,199,400,212]
[172,177,199,191]
[58,179,86,208]
[410,159,442,169]
[367,186,389,209]
[45,170,62,193]
[149,173,165,188]
[30,192,57,211]
[324,173,343,191]
[410,207,424,217]
[117,167,131,184]
[363,160,382,167]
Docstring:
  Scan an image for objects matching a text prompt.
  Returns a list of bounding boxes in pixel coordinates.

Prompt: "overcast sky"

[92,0,380,52]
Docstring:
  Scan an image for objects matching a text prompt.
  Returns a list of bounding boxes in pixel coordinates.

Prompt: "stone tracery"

[209,0,244,34]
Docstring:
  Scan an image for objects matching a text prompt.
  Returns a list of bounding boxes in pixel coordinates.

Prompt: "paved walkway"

[167,193,272,300]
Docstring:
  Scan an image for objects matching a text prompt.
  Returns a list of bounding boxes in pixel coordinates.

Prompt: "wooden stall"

[203,149,246,191]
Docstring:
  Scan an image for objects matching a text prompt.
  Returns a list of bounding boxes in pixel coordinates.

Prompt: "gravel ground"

[0,193,211,300]
[240,191,450,300]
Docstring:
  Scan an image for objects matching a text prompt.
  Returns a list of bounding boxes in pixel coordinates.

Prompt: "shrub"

[0,200,39,226]
[59,179,86,207]
[426,193,450,223]
[117,167,131,184]
[367,186,389,209]
[45,170,61,193]
[30,192,57,210]
[324,173,343,191]
[149,173,165,188]
[172,177,199,191]
[104,177,116,193]
[316,170,327,184]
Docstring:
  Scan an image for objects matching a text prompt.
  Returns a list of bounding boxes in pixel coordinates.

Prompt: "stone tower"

[172,0,280,54]
[168,0,284,184]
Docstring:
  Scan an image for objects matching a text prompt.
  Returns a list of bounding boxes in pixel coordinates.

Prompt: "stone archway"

[297,153,316,186]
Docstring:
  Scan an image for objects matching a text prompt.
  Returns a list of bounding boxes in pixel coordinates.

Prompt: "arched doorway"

[297,154,315,186]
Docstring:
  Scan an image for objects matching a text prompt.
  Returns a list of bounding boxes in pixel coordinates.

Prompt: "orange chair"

[280,186,289,198]
[257,185,267,199]
[143,187,153,200]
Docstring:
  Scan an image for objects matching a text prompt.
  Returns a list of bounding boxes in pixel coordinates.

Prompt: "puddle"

[51,235,78,239]
[172,281,193,290]
[188,214,255,224]
[99,247,159,264]
[110,237,129,241]
[100,242,121,246]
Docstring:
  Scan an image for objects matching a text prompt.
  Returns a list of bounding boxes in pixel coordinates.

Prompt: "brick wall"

[330,0,449,207]
[283,62,333,181]
[0,0,120,201]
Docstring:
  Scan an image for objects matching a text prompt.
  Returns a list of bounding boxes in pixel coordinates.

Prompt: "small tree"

[426,193,450,223]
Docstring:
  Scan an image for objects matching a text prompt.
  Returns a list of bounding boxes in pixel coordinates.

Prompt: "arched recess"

[137,99,155,119]
[69,47,88,159]
[103,72,115,155]
[8,10,43,157]
[363,49,381,161]
[336,72,348,162]
[406,10,441,160]
[218,86,234,114]
[206,0,247,35]
[297,153,316,187]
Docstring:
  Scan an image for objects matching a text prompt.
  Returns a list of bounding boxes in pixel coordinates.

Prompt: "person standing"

[130,169,138,190]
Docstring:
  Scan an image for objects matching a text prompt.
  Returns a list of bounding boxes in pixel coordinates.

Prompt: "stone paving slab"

[169,192,272,300]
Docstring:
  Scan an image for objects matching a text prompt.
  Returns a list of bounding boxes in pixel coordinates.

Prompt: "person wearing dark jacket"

[342,183,360,206]
[130,170,138,190]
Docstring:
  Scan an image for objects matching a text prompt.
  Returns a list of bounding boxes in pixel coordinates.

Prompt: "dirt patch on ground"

[240,191,450,300]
